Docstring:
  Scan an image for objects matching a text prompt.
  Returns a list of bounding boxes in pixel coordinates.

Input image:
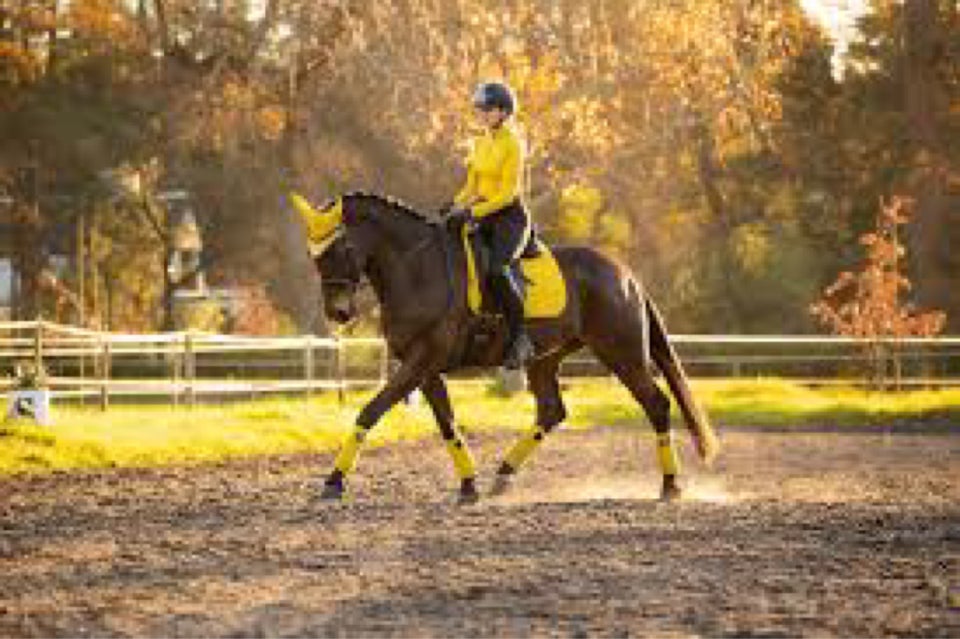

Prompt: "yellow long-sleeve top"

[454,124,525,218]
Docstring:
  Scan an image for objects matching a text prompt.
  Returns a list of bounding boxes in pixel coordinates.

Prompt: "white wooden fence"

[0,320,385,408]
[1,320,959,409]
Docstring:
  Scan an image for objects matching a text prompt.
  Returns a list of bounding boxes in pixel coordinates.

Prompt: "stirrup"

[503,334,535,370]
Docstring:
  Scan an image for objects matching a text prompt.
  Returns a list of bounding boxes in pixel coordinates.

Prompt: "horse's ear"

[289,193,343,255]
[289,192,317,219]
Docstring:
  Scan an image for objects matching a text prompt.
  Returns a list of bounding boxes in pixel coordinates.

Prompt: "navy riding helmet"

[472,81,516,115]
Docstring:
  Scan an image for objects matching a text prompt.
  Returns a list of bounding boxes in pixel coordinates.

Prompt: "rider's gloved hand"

[446,206,473,230]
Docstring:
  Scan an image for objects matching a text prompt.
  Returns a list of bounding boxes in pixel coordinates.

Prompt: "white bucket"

[6,389,51,426]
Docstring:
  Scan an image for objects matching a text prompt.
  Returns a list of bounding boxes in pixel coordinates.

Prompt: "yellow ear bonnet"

[289,193,343,255]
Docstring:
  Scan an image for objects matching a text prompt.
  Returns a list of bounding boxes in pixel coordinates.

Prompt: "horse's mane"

[341,191,433,224]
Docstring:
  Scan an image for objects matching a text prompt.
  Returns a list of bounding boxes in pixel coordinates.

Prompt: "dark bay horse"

[296,192,719,503]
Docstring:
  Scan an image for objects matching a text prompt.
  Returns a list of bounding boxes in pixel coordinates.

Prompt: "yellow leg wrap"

[504,428,546,471]
[446,438,477,479]
[656,432,681,476]
[334,427,367,475]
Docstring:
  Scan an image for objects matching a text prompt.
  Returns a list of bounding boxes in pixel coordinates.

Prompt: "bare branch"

[152,0,170,54]
[137,197,168,243]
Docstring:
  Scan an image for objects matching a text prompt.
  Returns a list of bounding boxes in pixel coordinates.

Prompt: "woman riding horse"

[448,81,534,370]
[293,186,720,504]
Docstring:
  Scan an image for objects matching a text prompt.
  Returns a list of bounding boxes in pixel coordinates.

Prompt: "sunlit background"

[0,0,955,339]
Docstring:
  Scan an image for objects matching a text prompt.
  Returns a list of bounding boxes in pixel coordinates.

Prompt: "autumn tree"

[1,0,335,330]
[228,283,293,336]
[278,0,832,333]
[2,0,955,338]
[810,197,946,388]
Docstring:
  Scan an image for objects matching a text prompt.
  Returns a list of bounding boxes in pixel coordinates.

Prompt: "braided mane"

[342,191,433,223]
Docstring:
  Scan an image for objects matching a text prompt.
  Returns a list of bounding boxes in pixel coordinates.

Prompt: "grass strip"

[1,378,957,474]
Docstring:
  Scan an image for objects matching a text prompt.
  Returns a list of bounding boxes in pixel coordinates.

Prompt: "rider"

[449,81,535,370]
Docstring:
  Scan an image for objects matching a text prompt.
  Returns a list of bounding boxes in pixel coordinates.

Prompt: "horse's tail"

[646,298,720,465]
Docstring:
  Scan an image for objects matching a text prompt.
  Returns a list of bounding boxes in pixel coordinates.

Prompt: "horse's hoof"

[457,478,480,505]
[489,473,513,497]
[457,490,480,506]
[320,479,346,501]
[659,477,682,503]
[694,431,721,466]
[458,491,480,505]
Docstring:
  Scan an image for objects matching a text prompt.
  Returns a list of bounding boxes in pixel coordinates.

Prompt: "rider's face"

[475,107,506,129]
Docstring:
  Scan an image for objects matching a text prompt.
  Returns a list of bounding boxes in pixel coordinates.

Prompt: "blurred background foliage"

[0,0,956,335]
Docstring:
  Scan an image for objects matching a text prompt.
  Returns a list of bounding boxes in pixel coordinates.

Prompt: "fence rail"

[2,320,959,408]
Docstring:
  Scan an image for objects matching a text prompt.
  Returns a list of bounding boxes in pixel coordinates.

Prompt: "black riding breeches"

[475,201,530,351]
[475,200,531,274]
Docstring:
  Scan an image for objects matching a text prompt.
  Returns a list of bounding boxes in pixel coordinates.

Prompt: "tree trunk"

[13,144,43,320]
[692,117,746,330]
[162,263,175,331]
[902,0,957,329]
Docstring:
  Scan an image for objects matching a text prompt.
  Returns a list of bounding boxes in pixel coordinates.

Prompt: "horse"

[293,191,719,504]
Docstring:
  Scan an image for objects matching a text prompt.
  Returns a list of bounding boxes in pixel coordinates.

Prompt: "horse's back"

[551,244,647,337]
[552,244,639,293]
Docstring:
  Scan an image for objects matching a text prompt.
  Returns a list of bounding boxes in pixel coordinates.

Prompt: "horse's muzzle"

[326,298,356,324]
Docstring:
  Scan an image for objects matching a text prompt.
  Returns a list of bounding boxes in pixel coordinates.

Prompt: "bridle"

[320,236,366,298]
[320,220,443,306]
[318,210,459,338]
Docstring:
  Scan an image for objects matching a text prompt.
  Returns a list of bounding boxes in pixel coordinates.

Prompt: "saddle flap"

[467,227,539,285]
[462,227,566,319]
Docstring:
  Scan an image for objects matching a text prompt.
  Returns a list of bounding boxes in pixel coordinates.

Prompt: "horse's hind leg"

[421,374,479,504]
[491,345,575,496]
[589,344,682,501]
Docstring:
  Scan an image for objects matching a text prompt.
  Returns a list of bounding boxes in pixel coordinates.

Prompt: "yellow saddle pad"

[462,227,567,319]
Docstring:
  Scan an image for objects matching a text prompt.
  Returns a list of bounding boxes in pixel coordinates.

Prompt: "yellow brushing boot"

[321,426,367,500]
[445,437,479,504]
[491,427,547,496]
[656,431,682,502]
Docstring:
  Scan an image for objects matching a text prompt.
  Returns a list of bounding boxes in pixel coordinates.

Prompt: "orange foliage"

[67,0,139,48]
[810,197,946,339]
[0,40,42,85]
[230,285,283,336]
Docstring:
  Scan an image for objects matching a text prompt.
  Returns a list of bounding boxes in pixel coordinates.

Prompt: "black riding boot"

[489,269,534,370]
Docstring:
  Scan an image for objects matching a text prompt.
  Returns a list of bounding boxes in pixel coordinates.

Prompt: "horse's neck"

[355,204,430,258]
[357,205,437,292]
[354,206,451,333]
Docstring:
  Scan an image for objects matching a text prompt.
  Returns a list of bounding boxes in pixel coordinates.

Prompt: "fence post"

[185,332,195,407]
[170,335,179,407]
[336,337,346,404]
[33,316,43,375]
[99,337,110,411]
[921,341,933,390]
[304,335,314,399]
[78,330,87,406]
[893,337,903,391]
[379,340,389,385]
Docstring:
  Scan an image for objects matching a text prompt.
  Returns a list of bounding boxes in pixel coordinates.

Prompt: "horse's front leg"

[321,346,435,500]
[420,374,479,504]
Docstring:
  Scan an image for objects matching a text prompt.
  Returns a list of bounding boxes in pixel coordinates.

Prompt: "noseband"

[321,236,367,298]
